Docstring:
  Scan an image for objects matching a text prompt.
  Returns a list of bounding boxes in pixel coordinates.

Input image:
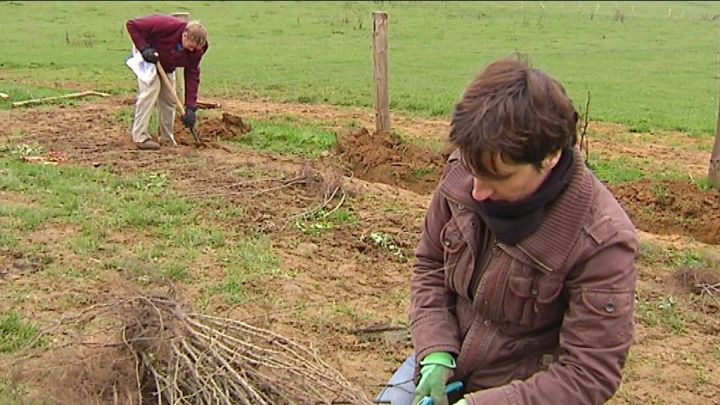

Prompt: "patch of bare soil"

[1,96,718,404]
[674,265,720,313]
[216,98,451,145]
[336,128,449,194]
[0,250,43,279]
[174,112,252,146]
[214,98,712,180]
[0,98,423,399]
[609,179,720,245]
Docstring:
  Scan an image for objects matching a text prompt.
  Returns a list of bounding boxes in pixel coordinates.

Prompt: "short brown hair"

[185,20,208,48]
[449,56,578,176]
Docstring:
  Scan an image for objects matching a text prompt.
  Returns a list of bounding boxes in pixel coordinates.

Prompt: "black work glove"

[141,47,159,64]
[182,106,197,128]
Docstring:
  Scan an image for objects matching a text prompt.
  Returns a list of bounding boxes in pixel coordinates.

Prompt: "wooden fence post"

[172,12,190,105]
[708,52,720,189]
[372,11,390,133]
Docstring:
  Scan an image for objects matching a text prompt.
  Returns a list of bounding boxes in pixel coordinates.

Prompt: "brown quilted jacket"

[410,148,639,404]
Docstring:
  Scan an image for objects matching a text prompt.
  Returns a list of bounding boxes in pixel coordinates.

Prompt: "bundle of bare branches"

[10,288,369,405]
[117,294,369,404]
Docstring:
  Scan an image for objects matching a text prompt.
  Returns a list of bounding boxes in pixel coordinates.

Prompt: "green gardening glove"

[413,351,456,405]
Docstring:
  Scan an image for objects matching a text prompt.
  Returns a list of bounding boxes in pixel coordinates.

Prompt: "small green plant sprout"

[657,295,686,334]
[363,231,407,262]
[295,205,357,236]
[635,293,685,335]
[333,303,359,321]
[295,216,334,235]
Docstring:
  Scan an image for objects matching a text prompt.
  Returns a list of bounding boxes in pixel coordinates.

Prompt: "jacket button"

[443,239,452,247]
[605,302,616,313]
[530,285,539,297]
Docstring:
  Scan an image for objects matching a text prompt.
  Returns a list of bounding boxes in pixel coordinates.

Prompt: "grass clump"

[0,312,44,354]
[237,119,336,158]
[211,235,282,304]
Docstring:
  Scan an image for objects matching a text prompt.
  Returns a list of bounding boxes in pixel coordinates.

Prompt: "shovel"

[155,59,205,147]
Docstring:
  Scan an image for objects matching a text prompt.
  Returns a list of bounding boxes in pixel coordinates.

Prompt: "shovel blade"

[190,127,205,147]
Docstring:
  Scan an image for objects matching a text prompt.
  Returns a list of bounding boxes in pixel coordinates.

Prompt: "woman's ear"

[543,150,563,170]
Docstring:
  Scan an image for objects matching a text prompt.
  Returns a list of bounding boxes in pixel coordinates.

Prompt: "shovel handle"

[155,55,203,147]
[155,59,186,116]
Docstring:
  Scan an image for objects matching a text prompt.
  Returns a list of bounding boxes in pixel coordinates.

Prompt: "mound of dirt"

[336,128,449,194]
[334,129,720,246]
[609,179,720,245]
[174,112,251,145]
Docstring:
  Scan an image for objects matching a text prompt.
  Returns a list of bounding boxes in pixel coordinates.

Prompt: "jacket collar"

[439,147,594,272]
[439,149,481,212]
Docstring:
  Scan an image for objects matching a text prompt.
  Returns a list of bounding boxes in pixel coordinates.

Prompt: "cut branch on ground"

[12,90,111,108]
[9,287,369,405]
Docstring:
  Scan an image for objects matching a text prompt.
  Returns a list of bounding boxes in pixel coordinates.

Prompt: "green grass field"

[2,1,720,134]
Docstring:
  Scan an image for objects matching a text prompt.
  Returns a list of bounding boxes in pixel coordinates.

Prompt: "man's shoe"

[135,140,160,150]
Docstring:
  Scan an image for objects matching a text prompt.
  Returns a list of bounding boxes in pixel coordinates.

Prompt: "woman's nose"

[472,178,494,201]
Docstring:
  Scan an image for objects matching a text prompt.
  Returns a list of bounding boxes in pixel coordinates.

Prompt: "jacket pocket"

[582,289,633,318]
[440,221,468,292]
[579,289,635,347]
[503,271,564,327]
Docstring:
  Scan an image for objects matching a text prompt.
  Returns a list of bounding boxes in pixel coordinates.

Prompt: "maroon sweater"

[126,14,209,108]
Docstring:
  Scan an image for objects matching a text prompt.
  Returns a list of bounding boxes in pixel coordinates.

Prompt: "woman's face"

[470,150,562,203]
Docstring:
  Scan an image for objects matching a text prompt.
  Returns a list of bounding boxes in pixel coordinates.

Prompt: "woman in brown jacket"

[379,56,639,405]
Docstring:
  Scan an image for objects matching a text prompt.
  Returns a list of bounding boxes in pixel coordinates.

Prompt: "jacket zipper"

[470,236,496,302]
[515,243,555,273]
[441,196,494,302]
[491,243,511,320]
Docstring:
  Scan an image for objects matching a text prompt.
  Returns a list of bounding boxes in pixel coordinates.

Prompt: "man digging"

[126,14,209,150]
[377,56,638,404]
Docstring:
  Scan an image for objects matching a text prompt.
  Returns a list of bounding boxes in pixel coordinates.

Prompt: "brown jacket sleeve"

[466,227,638,405]
[409,190,463,362]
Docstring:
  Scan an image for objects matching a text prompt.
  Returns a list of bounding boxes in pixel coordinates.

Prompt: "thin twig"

[579,91,591,163]
[250,176,308,198]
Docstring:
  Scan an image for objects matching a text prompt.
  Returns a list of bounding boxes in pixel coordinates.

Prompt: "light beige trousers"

[131,50,176,143]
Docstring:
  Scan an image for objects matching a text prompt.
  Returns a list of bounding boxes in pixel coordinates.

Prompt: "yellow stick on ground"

[12,90,110,108]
